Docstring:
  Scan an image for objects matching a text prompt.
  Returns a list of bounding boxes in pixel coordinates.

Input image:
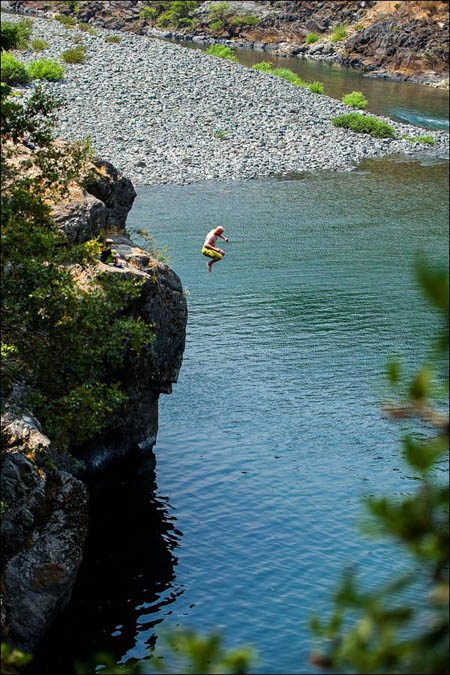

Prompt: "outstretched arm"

[218,233,229,242]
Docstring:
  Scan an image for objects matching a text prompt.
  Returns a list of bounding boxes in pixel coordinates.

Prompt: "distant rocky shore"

[4,13,449,187]
[6,1,449,88]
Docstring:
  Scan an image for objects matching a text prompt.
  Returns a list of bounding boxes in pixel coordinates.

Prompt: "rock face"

[52,159,137,243]
[0,158,187,652]
[1,412,88,653]
[343,15,449,80]
[77,237,188,474]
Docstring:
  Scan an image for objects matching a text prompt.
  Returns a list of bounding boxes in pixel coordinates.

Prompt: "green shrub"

[306,32,319,44]
[78,22,96,34]
[54,14,77,27]
[27,58,65,81]
[0,52,30,85]
[0,18,33,50]
[214,130,228,140]
[210,20,224,31]
[206,44,238,62]
[105,35,122,43]
[342,90,368,109]
[208,2,232,21]
[252,61,274,72]
[2,86,157,448]
[401,135,436,145]
[31,38,49,51]
[61,45,87,63]
[231,15,260,26]
[331,24,347,42]
[155,1,200,28]
[416,135,435,145]
[139,6,158,21]
[253,62,307,86]
[179,16,199,28]
[332,112,396,138]
[271,67,306,86]
[394,2,401,8]
[309,81,324,94]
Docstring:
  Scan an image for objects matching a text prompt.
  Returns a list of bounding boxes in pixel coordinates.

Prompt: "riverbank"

[6,1,449,89]
[5,13,449,186]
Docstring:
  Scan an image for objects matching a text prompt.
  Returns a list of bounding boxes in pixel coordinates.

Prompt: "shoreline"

[147,28,450,91]
[5,13,449,187]
[4,4,449,91]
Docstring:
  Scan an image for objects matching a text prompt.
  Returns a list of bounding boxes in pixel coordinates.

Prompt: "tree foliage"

[1,85,154,452]
[311,261,449,674]
[75,630,255,674]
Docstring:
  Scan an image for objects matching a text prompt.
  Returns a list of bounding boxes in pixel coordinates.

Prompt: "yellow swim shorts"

[202,246,223,260]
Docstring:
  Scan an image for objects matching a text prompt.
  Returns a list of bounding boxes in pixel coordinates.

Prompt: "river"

[28,89,448,675]
[174,39,449,131]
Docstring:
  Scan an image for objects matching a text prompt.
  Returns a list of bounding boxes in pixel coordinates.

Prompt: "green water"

[27,105,449,675]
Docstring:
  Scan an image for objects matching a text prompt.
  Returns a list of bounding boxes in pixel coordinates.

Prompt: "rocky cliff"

[0,158,187,653]
[5,0,449,86]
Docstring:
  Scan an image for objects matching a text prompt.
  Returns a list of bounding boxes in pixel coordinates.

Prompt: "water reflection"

[27,454,182,673]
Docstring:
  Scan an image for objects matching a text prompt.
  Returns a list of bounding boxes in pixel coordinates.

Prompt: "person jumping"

[202,225,229,272]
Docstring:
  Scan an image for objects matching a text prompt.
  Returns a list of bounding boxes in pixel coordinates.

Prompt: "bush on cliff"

[330,24,347,42]
[138,1,200,28]
[332,112,396,139]
[306,32,319,44]
[1,86,154,450]
[27,58,65,81]
[0,52,30,85]
[231,15,260,27]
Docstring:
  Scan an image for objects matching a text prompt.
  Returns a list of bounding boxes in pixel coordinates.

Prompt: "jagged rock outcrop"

[342,15,449,81]
[1,412,88,653]
[76,236,187,473]
[1,158,187,653]
[52,159,137,242]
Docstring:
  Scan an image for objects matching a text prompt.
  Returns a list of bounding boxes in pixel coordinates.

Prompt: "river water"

[174,39,449,131]
[28,86,448,675]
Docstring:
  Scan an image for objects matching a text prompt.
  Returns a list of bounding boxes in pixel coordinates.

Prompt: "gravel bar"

[5,13,449,186]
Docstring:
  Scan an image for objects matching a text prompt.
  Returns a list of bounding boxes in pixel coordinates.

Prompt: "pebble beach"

[5,13,450,185]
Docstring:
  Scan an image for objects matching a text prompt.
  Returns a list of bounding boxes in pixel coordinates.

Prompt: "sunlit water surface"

[29,156,448,674]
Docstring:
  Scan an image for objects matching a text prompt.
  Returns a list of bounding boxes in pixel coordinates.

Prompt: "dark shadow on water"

[26,453,181,674]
